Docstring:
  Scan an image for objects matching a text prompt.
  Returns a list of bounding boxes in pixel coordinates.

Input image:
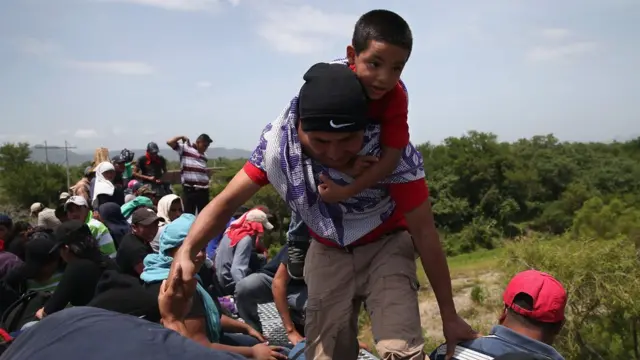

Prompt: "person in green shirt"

[63,196,117,258]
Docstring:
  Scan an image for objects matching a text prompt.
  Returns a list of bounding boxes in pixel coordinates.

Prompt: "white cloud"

[539,28,571,41]
[74,129,99,138]
[95,0,236,12]
[526,41,598,63]
[258,5,356,54]
[196,81,212,88]
[67,60,156,75]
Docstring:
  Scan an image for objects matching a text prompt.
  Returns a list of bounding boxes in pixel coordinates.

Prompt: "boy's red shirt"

[348,64,409,149]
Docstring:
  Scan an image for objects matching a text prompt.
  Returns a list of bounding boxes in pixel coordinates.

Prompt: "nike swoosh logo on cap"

[330,120,356,128]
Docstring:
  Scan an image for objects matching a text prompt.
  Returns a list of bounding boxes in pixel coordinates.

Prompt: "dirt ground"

[358,270,504,353]
[418,271,503,342]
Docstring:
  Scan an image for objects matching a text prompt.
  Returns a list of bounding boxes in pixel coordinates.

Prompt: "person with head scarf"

[96,202,131,248]
[141,214,283,360]
[150,194,184,252]
[121,196,154,223]
[213,209,273,295]
[93,162,125,208]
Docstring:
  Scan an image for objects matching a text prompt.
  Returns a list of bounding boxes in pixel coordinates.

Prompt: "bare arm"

[220,314,251,334]
[405,200,457,320]
[184,318,254,357]
[272,263,298,335]
[345,146,401,196]
[167,135,188,150]
[133,163,155,182]
[182,169,263,259]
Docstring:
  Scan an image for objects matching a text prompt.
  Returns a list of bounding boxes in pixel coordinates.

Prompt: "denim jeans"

[234,272,307,333]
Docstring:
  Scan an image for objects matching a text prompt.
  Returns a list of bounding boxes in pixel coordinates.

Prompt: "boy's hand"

[351,155,379,177]
[318,174,350,203]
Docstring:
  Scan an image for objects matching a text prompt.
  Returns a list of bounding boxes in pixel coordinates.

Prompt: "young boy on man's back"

[287,9,414,279]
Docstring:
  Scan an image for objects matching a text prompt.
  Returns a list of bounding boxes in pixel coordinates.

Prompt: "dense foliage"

[505,197,640,359]
[2,133,640,251]
[2,134,640,359]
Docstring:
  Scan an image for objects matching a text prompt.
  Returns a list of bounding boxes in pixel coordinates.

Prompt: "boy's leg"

[304,241,360,360]
[287,212,310,280]
[234,272,274,332]
[362,231,424,359]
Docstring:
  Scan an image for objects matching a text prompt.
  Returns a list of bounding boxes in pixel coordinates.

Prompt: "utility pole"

[34,141,77,190]
[44,141,49,171]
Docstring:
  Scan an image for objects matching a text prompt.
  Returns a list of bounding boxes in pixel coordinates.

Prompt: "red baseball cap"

[503,270,567,323]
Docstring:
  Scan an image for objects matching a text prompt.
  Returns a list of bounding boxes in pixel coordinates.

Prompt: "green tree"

[0,142,69,207]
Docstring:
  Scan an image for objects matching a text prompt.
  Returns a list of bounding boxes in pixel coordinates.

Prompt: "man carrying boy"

[286,9,414,280]
[169,10,477,360]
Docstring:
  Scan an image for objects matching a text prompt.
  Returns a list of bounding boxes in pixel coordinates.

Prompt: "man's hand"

[287,330,304,345]
[155,178,163,184]
[164,248,198,319]
[245,325,267,343]
[182,136,191,145]
[443,314,479,360]
[318,174,350,203]
[251,344,287,360]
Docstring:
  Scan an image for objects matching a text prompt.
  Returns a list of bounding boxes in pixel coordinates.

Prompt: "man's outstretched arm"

[181,169,263,259]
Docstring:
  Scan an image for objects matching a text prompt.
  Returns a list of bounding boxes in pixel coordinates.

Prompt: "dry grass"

[358,248,506,355]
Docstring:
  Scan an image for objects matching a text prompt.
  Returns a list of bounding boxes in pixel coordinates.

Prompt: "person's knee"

[234,274,268,300]
[234,277,254,299]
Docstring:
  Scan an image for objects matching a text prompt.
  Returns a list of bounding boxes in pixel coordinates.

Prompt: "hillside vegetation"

[2,132,640,359]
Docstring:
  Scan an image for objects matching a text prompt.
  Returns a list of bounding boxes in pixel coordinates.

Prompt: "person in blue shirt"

[429,270,567,360]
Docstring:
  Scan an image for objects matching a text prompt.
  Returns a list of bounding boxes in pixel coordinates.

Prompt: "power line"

[34,140,77,190]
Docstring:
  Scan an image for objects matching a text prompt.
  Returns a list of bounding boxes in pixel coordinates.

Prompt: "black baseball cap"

[131,207,162,226]
[111,154,125,164]
[147,142,160,154]
[24,231,59,277]
[51,220,92,253]
[197,134,213,144]
[298,62,369,133]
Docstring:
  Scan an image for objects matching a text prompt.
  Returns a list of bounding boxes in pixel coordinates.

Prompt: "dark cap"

[298,62,369,133]
[51,220,92,253]
[146,142,160,154]
[24,231,59,276]
[197,134,213,144]
[136,184,156,197]
[111,154,125,164]
[132,207,162,226]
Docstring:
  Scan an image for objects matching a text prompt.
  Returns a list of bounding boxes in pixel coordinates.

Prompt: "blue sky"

[0,0,638,151]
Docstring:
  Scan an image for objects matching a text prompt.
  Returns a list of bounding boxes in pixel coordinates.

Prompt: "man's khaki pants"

[303,231,424,360]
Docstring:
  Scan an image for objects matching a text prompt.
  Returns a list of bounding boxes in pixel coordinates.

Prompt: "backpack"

[0,291,52,333]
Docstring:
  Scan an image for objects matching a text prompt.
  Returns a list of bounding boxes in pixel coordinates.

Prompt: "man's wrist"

[439,304,458,321]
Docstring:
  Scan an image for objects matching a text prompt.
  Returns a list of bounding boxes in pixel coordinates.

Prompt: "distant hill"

[29,147,252,166]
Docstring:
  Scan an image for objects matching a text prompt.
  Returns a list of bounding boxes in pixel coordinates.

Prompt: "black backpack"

[0,291,51,333]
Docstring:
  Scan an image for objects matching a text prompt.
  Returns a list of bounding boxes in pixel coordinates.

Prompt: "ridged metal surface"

[257,303,379,360]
